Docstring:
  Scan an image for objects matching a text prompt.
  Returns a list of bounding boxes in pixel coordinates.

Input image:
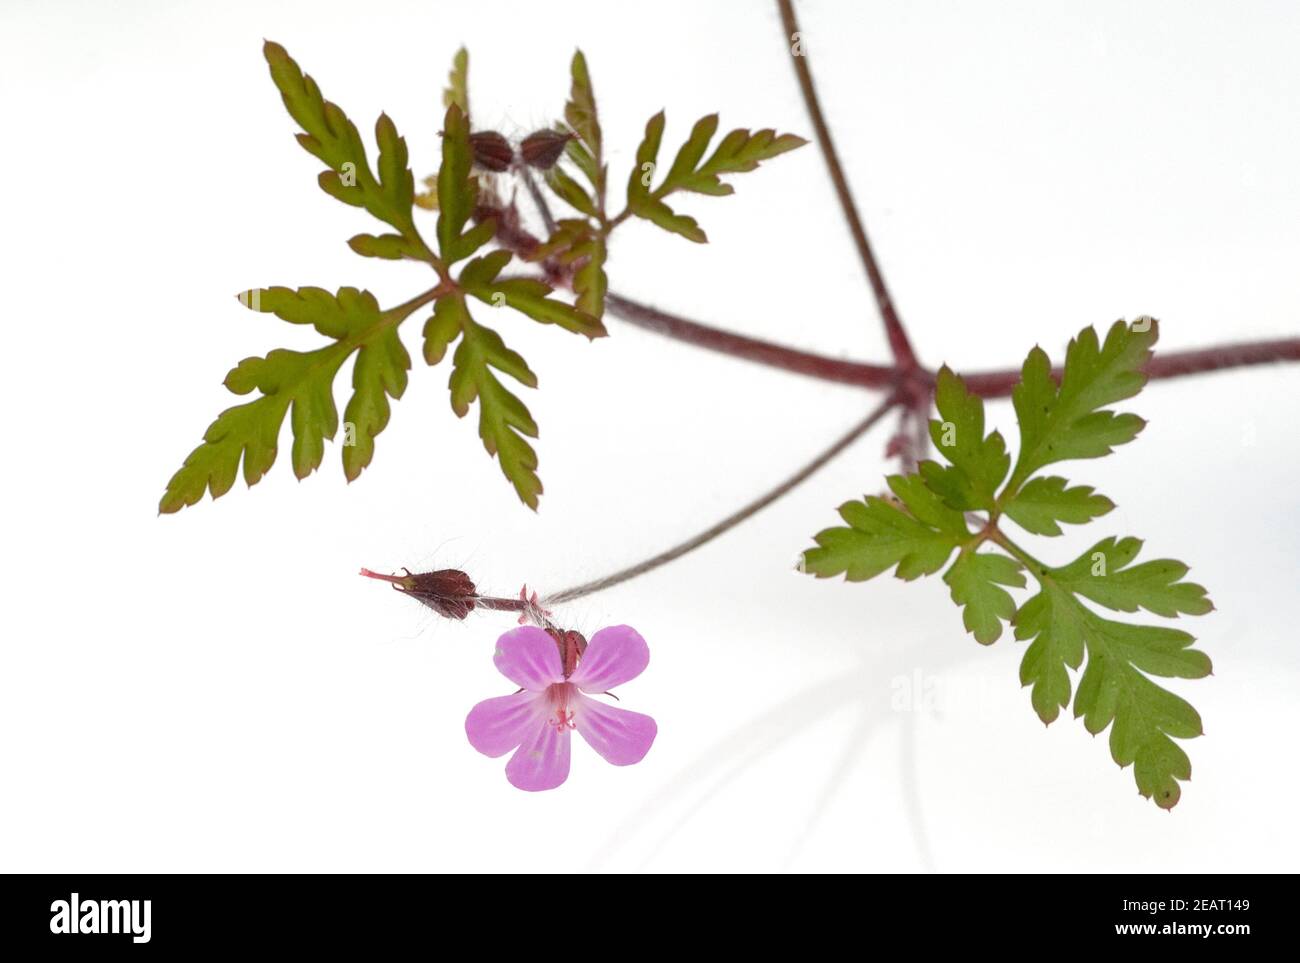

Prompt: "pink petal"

[569,625,649,693]
[465,692,544,758]
[573,694,657,766]
[493,626,564,691]
[505,719,571,791]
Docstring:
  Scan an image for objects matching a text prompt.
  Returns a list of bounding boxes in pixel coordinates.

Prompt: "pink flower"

[465,625,657,791]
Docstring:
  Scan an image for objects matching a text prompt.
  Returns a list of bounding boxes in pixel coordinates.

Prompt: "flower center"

[545,682,577,730]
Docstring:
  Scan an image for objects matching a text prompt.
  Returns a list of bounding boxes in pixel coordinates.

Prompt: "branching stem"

[460,10,1300,612]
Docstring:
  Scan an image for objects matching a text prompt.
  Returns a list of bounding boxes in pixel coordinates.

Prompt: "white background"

[1,0,1297,872]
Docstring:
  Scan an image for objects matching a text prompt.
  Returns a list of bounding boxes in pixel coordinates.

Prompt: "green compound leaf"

[160,287,417,513]
[1053,536,1215,618]
[626,110,805,244]
[263,41,430,262]
[944,550,1025,645]
[1002,475,1114,536]
[803,319,1214,808]
[921,366,1010,511]
[167,41,803,516]
[1008,319,1156,491]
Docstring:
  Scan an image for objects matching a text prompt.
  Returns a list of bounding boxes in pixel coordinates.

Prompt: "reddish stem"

[484,197,1300,399]
[605,291,1300,396]
[776,0,918,370]
[605,292,896,388]
[963,336,1300,398]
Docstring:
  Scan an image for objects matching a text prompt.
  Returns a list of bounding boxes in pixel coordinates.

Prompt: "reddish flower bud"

[519,129,574,170]
[469,130,514,172]
[360,567,478,620]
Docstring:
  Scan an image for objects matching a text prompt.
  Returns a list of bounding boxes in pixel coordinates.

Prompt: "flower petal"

[573,694,657,766]
[569,625,649,693]
[465,692,544,758]
[505,720,571,791]
[494,626,564,691]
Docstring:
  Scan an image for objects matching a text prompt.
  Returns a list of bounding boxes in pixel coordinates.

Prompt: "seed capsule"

[469,131,514,172]
[519,129,574,170]
[360,567,478,620]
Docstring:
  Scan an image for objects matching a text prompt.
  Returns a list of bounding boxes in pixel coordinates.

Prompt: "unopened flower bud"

[360,567,478,620]
[469,130,514,172]
[519,129,574,170]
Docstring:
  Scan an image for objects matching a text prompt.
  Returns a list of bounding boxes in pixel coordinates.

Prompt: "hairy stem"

[776,0,917,369]
[516,163,557,236]
[603,291,1300,394]
[604,291,897,387]
[543,395,898,605]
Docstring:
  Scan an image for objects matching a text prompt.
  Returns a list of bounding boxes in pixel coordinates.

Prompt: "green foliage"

[448,300,542,509]
[1002,476,1113,536]
[547,167,599,217]
[443,47,469,115]
[529,219,608,319]
[529,50,804,322]
[1009,320,1155,490]
[163,43,595,513]
[626,111,807,243]
[435,247,602,508]
[162,41,804,513]
[944,551,1025,645]
[436,103,495,265]
[262,41,431,263]
[1053,537,1213,618]
[802,319,1214,809]
[1016,583,1209,808]
[565,52,603,196]
[160,287,416,513]
[921,365,1009,511]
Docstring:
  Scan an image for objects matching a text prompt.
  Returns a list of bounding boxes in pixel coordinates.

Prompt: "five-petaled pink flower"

[465,625,657,791]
